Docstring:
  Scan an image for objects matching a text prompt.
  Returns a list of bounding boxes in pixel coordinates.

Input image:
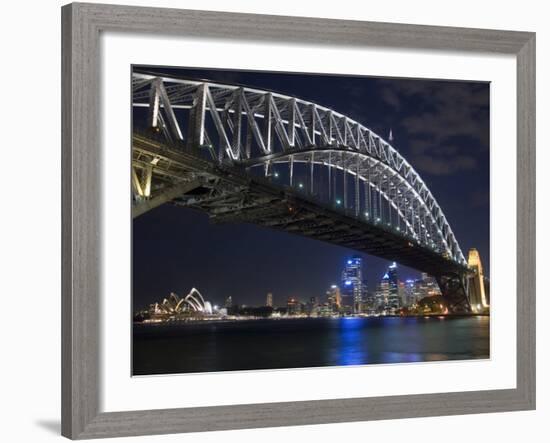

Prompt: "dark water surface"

[132,316,489,375]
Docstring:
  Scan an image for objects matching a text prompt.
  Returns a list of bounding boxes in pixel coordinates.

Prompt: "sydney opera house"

[139,288,215,322]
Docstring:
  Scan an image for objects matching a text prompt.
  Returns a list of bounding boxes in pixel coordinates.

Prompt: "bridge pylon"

[466,248,489,313]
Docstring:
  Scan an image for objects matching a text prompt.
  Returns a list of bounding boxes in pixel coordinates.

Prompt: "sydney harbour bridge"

[131,70,485,313]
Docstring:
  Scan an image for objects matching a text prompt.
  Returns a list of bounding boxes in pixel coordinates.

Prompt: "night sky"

[133,66,489,310]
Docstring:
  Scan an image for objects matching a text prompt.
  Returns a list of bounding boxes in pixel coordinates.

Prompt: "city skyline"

[136,252,489,321]
[134,253,461,312]
[133,213,431,310]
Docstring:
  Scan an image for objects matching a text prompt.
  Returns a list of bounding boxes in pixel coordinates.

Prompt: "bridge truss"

[131,70,472,312]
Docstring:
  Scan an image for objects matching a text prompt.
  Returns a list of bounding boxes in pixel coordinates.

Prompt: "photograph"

[131,65,490,376]
[1,0,539,440]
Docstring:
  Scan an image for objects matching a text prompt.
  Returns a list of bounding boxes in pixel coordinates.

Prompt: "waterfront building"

[287,297,302,316]
[266,292,273,308]
[225,295,233,309]
[398,281,405,307]
[378,275,389,311]
[362,287,377,314]
[403,279,416,307]
[144,288,214,321]
[385,262,401,313]
[318,303,334,317]
[341,256,367,314]
[326,285,342,313]
[306,296,319,316]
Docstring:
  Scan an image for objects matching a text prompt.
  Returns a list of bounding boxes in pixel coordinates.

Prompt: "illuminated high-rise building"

[306,296,319,316]
[468,248,489,311]
[379,262,400,313]
[388,262,398,286]
[403,279,416,307]
[398,281,405,307]
[224,296,233,308]
[379,273,390,307]
[387,262,400,311]
[326,285,342,312]
[266,292,273,307]
[287,297,301,316]
[341,256,366,313]
[362,286,376,313]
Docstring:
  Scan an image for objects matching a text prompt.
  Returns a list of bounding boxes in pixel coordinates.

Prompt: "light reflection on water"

[332,316,450,366]
[336,317,368,366]
[133,316,490,375]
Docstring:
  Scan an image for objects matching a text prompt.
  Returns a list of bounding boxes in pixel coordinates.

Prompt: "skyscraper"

[403,279,416,307]
[398,281,405,307]
[378,273,390,309]
[306,296,318,316]
[341,256,366,313]
[362,285,376,314]
[287,297,301,316]
[382,262,400,313]
[326,284,342,313]
[266,292,273,308]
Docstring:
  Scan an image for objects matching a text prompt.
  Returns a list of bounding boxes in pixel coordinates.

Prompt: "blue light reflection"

[337,317,368,366]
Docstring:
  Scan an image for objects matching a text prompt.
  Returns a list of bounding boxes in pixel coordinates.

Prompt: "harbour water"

[132,315,489,375]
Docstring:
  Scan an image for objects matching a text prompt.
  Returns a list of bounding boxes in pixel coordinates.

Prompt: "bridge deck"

[133,133,468,277]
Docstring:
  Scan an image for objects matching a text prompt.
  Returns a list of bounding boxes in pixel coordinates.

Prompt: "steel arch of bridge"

[132,70,466,268]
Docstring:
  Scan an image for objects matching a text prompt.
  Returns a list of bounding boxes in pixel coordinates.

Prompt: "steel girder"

[132,70,466,268]
[436,273,472,313]
[131,133,468,280]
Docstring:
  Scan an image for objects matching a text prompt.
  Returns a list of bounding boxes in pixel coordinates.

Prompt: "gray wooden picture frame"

[61,2,536,439]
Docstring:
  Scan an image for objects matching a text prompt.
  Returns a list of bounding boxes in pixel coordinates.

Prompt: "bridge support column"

[436,273,472,313]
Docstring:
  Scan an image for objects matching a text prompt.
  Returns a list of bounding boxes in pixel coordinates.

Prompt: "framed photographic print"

[61,2,536,439]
